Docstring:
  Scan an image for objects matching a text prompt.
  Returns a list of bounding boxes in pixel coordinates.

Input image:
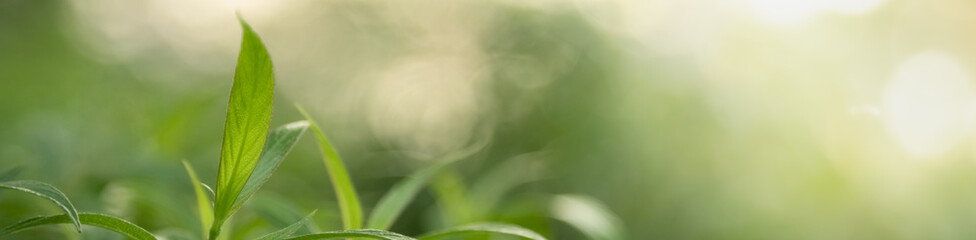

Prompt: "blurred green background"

[5,0,976,239]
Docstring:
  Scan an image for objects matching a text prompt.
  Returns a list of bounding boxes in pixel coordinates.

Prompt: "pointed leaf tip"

[295,104,364,230]
[0,180,82,233]
[211,14,276,239]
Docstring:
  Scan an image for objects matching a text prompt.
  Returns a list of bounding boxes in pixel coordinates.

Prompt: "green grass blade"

[429,170,475,225]
[0,213,156,240]
[551,195,626,240]
[365,162,445,230]
[235,121,310,208]
[0,180,81,232]
[211,14,276,239]
[296,105,363,230]
[255,210,317,240]
[183,161,214,240]
[417,223,546,240]
[253,194,324,235]
[284,229,415,240]
[469,153,545,218]
[366,137,489,230]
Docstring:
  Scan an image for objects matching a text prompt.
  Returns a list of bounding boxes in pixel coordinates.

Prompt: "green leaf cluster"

[0,15,559,240]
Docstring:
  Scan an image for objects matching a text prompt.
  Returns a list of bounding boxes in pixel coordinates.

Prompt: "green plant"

[0,15,548,240]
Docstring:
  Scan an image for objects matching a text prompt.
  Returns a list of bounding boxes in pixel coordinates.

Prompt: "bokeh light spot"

[883,51,975,157]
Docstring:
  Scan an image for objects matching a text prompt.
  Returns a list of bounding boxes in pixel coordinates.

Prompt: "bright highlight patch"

[748,0,823,26]
[883,51,975,157]
[748,0,885,26]
[824,0,885,14]
[551,195,625,240]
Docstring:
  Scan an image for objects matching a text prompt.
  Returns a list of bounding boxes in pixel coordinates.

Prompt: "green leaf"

[429,170,475,225]
[253,194,324,235]
[255,210,317,240]
[469,152,545,218]
[235,121,310,208]
[296,104,363,230]
[284,229,415,240]
[551,194,626,240]
[417,223,546,240]
[211,15,276,239]
[183,161,214,240]
[366,136,489,230]
[365,162,446,230]
[0,213,156,240]
[0,180,81,233]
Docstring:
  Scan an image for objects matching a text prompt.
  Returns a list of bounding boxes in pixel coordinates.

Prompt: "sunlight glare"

[824,0,885,14]
[552,195,625,240]
[747,0,823,26]
[883,51,975,158]
[748,0,885,26]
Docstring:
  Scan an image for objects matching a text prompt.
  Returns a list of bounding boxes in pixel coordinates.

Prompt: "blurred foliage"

[7,0,976,239]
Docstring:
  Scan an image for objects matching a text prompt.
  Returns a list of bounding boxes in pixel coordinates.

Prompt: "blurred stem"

[430,168,477,225]
[209,217,233,240]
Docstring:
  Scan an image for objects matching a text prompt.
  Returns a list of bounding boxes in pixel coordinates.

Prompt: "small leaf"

[255,210,317,240]
[253,194,323,234]
[235,121,310,208]
[284,229,415,240]
[551,194,626,240]
[365,162,446,230]
[418,223,546,240]
[0,180,81,233]
[366,137,489,230]
[183,160,214,240]
[0,213,156,240]
[211,14,276,239]
[296,104,363,230]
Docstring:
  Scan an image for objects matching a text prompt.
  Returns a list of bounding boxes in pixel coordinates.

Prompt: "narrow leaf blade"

[211,15,276,238]
[0,180,81,232]
[429,170,475,225]
[366,162,447,230]
[0,213,156,240]
[418,223,547,240]
[183,160,214,240]
[366,137,488,230]
[235,121,310,208]
[469,153,545,218]
[284,229,415,240]
[255,210,317,240]
[253,194,324,234]
[551,195,626,240]
[296,105,363,230]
